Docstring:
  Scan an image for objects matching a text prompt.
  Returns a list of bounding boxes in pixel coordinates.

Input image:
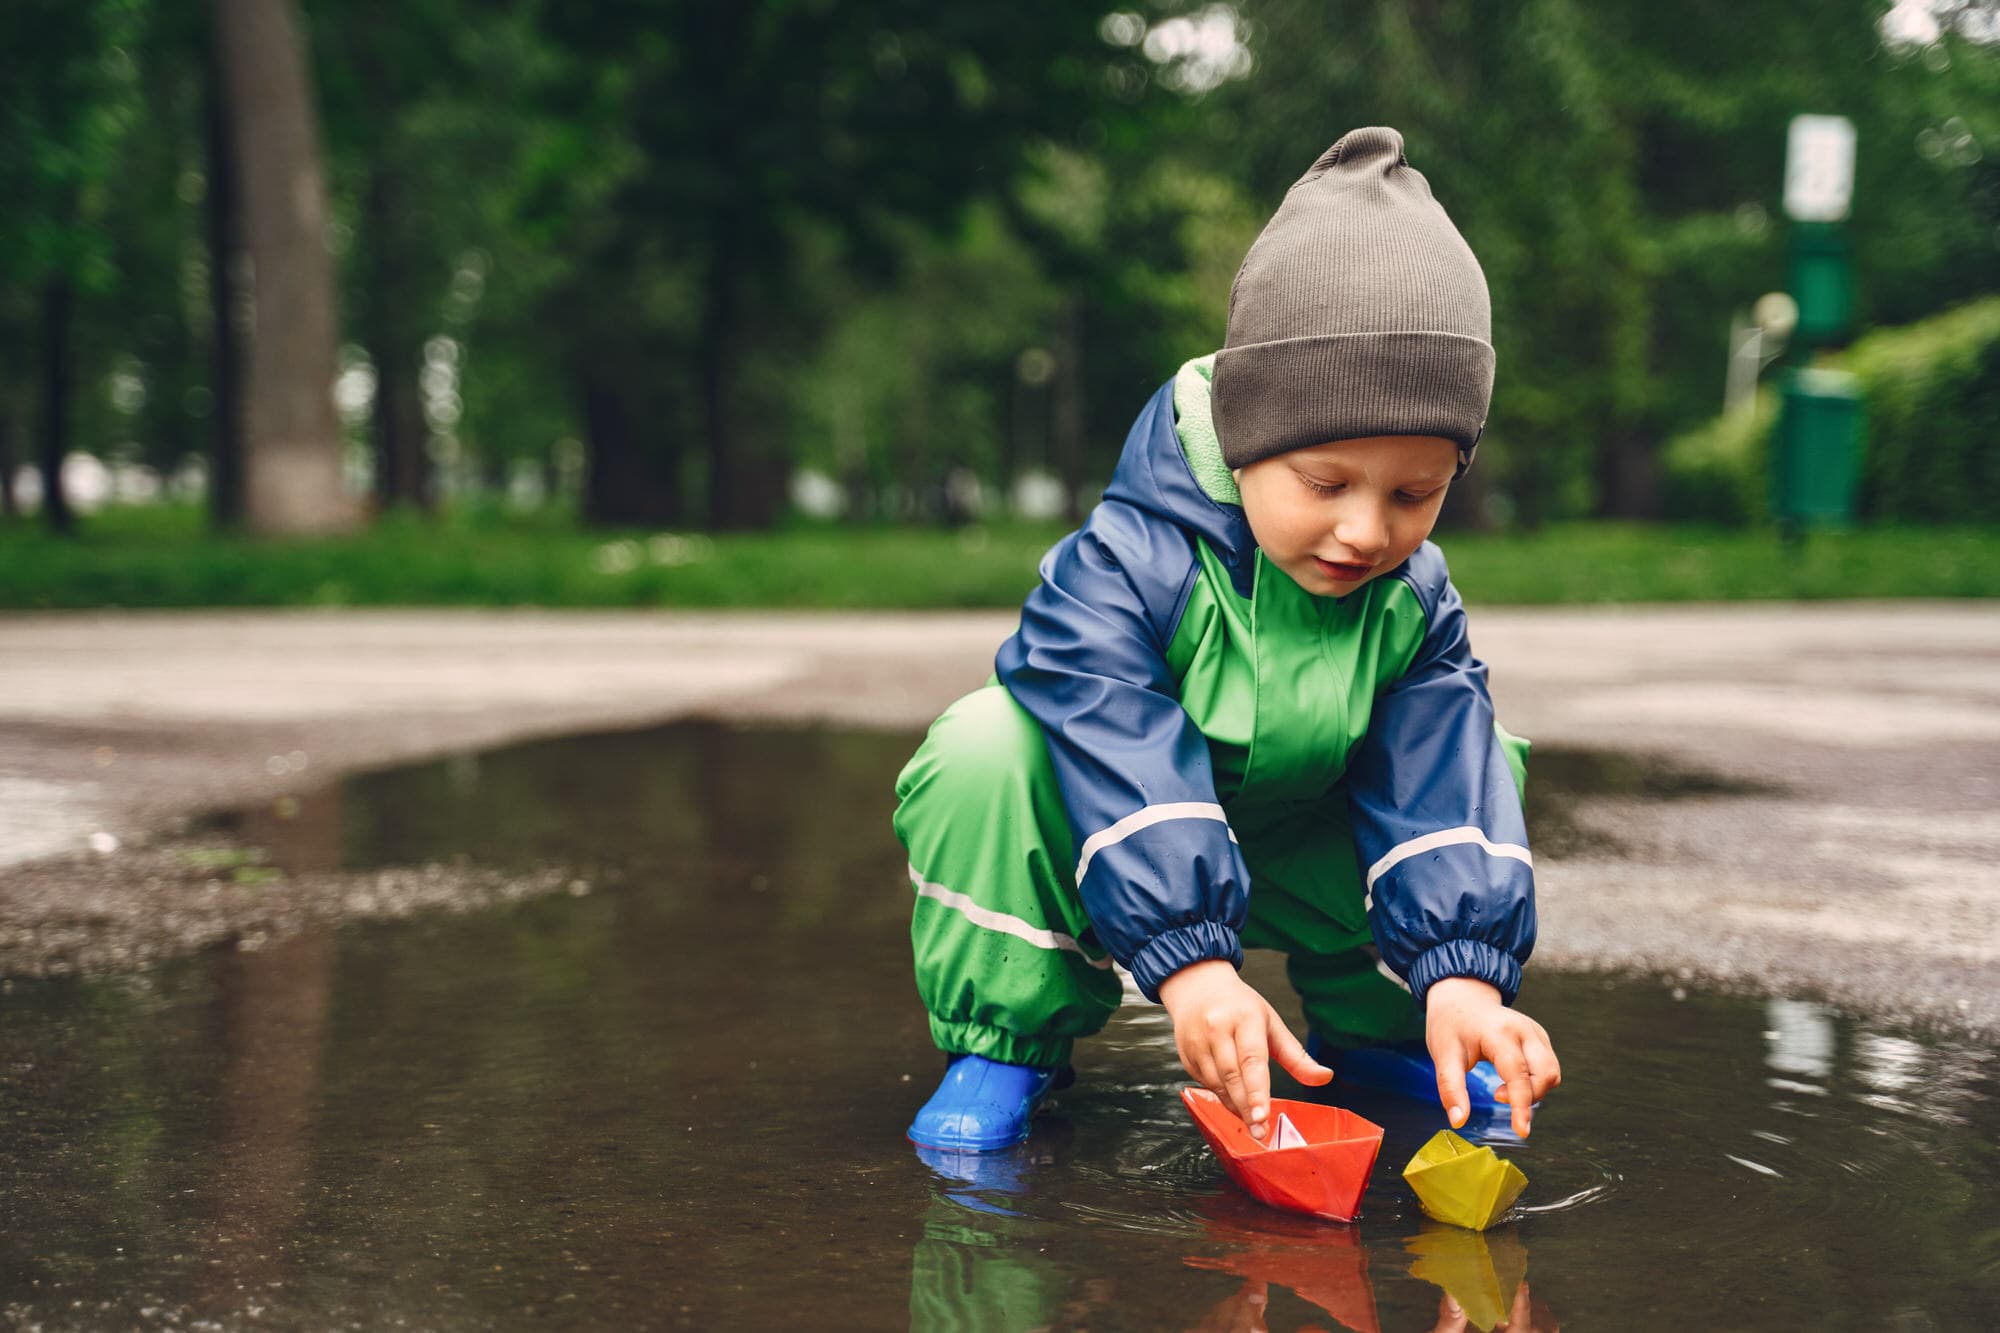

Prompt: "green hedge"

[1659,388,1776,525]
[1662,296,2000,524]
[1846,297,2000,523]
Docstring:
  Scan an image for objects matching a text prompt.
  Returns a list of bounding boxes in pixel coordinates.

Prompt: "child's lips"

[1314,557,1374,581]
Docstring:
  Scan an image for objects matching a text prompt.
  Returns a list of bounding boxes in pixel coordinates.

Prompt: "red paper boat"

[1186,1207,1383,1333]
[1181,1087,1386,1222]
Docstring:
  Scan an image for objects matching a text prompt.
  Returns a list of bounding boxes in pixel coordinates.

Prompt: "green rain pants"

[894,684,1529,1069]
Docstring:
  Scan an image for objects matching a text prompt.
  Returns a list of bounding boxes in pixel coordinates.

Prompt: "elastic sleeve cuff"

[1128,921,1243,1002]
[1405,940,1522,1009]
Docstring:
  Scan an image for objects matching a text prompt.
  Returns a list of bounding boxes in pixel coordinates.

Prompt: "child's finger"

[1194,1052,1230,1110]
[1503,1279,1535,1330]
[1493,1043,1536,1138]
[1433,1040,1471,1128]
[1267,1011,1333,1086]
[1180,1035,1220,1097]
[1211,1032,1264,1138]
[1523,1031,1562,1100]
[1238,1028,1273,1135]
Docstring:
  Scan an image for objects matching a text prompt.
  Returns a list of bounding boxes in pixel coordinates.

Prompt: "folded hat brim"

[1213,331,1493,469]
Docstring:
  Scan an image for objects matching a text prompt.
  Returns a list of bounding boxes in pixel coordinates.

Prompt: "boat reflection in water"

[1184,1200,1382,1333]
[1184,1199,1562,1333]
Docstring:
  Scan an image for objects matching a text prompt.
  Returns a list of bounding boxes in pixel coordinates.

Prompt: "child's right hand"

[1159,959,1332,1140]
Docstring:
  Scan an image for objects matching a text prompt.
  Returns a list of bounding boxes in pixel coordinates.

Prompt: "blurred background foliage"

[0,0,1995,546]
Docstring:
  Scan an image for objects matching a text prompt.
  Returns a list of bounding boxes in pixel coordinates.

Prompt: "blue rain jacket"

[994,374,1536,1006]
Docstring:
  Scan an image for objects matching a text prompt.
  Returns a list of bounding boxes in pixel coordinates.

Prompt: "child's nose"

[1334,503,1390,558]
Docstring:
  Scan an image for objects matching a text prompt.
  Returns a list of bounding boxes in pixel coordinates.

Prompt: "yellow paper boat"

[1403,1224,1528,1330]
[1401,1130,1526,1230]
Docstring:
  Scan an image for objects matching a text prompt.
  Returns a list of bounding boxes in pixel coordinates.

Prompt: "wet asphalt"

[1,604,1995,1036]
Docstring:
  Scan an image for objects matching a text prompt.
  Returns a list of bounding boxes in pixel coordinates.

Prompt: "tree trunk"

[202,35,246,530]
[479,450,508,497]
[0,397,19,519]
[1051,303,1085,524]
[370,348,428,512]
[578,366,677,526]
[699,247,780,530]
[199,927,333,1307]
[1437,453,1497,532]
[699,262,742,527]
[210,0,357,535]
[38,278,75,537]
[540,450,563,509]
[362,170,430,513]
[1593,431,1659,520]
[996,364,1020,505]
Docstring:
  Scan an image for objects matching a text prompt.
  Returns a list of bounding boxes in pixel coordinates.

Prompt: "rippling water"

[2,722,1994,1330]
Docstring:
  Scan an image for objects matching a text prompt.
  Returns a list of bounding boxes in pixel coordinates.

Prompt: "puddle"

[4,723,1994,1330]
[1522,746,1777,860]
[1527,748,1771,802]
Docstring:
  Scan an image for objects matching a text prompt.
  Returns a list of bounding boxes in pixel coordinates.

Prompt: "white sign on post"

[1785,115,1857,222]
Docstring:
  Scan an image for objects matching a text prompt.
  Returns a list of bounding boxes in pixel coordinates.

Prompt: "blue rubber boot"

[1306,1035,1511,1113]
[908,1054,1063,1151]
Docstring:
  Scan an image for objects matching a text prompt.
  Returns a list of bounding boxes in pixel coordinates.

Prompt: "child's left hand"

[1425,976,1561,1138]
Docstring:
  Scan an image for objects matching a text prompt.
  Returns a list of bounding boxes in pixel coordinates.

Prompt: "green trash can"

[1788,222,1855,343]
[1773,368,1866,525]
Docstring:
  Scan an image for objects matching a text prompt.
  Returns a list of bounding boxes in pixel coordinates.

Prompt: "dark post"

[38,278,75,536]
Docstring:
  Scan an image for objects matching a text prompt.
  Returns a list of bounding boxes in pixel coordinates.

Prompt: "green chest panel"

[1166,541,1429,812]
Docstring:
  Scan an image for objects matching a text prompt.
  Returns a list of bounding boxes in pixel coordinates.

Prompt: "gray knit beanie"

[1212,126,1494,475]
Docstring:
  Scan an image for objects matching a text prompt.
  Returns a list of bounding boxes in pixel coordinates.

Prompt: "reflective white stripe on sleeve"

[1363,826,1534,905]
[909,865,1114,969]
[1072,801,1236,887]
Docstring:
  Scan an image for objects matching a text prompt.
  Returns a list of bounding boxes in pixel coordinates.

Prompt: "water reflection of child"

[896,127,1560,1153]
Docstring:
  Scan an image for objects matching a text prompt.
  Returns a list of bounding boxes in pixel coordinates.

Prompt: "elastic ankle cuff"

[929,1017,1071,1069]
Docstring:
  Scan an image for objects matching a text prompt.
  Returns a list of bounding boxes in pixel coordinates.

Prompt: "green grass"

[2,504,1996,609]
[1443,522,2000,604]
[0,505,1067,610]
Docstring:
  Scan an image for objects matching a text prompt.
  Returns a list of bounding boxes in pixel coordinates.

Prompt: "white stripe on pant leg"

[909,864,1114,969]
[1364,826,1534,895]
[1072,801,1235,886]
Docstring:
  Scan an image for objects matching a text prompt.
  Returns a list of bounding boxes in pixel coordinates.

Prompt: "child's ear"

[1230,467,1242,483]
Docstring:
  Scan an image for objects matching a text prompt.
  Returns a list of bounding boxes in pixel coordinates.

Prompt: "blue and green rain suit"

[894,355,1535,1068]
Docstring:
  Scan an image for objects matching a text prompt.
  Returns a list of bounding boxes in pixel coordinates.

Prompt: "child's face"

[1232,435,1459,597]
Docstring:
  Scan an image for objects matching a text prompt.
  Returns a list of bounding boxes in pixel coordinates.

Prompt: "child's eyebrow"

[1292,461,1453,488]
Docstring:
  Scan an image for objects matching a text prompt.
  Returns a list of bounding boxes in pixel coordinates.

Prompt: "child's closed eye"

[1297,473,1435,506]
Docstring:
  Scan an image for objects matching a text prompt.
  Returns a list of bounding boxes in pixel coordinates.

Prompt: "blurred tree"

[1001,132,1267,517]
[200,24,248,528]
[312,0,542,514]
[788,204,1059,520]
[0,0,145,534]
[778,14,1267,525]
[1208,0,1999,523]
[525,0,1122,529]
[0,375,18,517]
[211,0,357,534]
[1196,0,1665,524]
[315,0,450,514]
[3,0,1992,537]
[100,5,216,503]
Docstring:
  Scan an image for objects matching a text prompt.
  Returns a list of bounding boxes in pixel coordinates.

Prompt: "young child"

[895,127,1560,1153]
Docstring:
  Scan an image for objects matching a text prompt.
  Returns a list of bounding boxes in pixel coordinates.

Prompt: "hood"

[1101,357,1259,599]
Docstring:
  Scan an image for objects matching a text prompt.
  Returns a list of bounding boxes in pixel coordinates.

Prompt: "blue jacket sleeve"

[1347,550,1537,1007]
[994,500,1251,1002]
